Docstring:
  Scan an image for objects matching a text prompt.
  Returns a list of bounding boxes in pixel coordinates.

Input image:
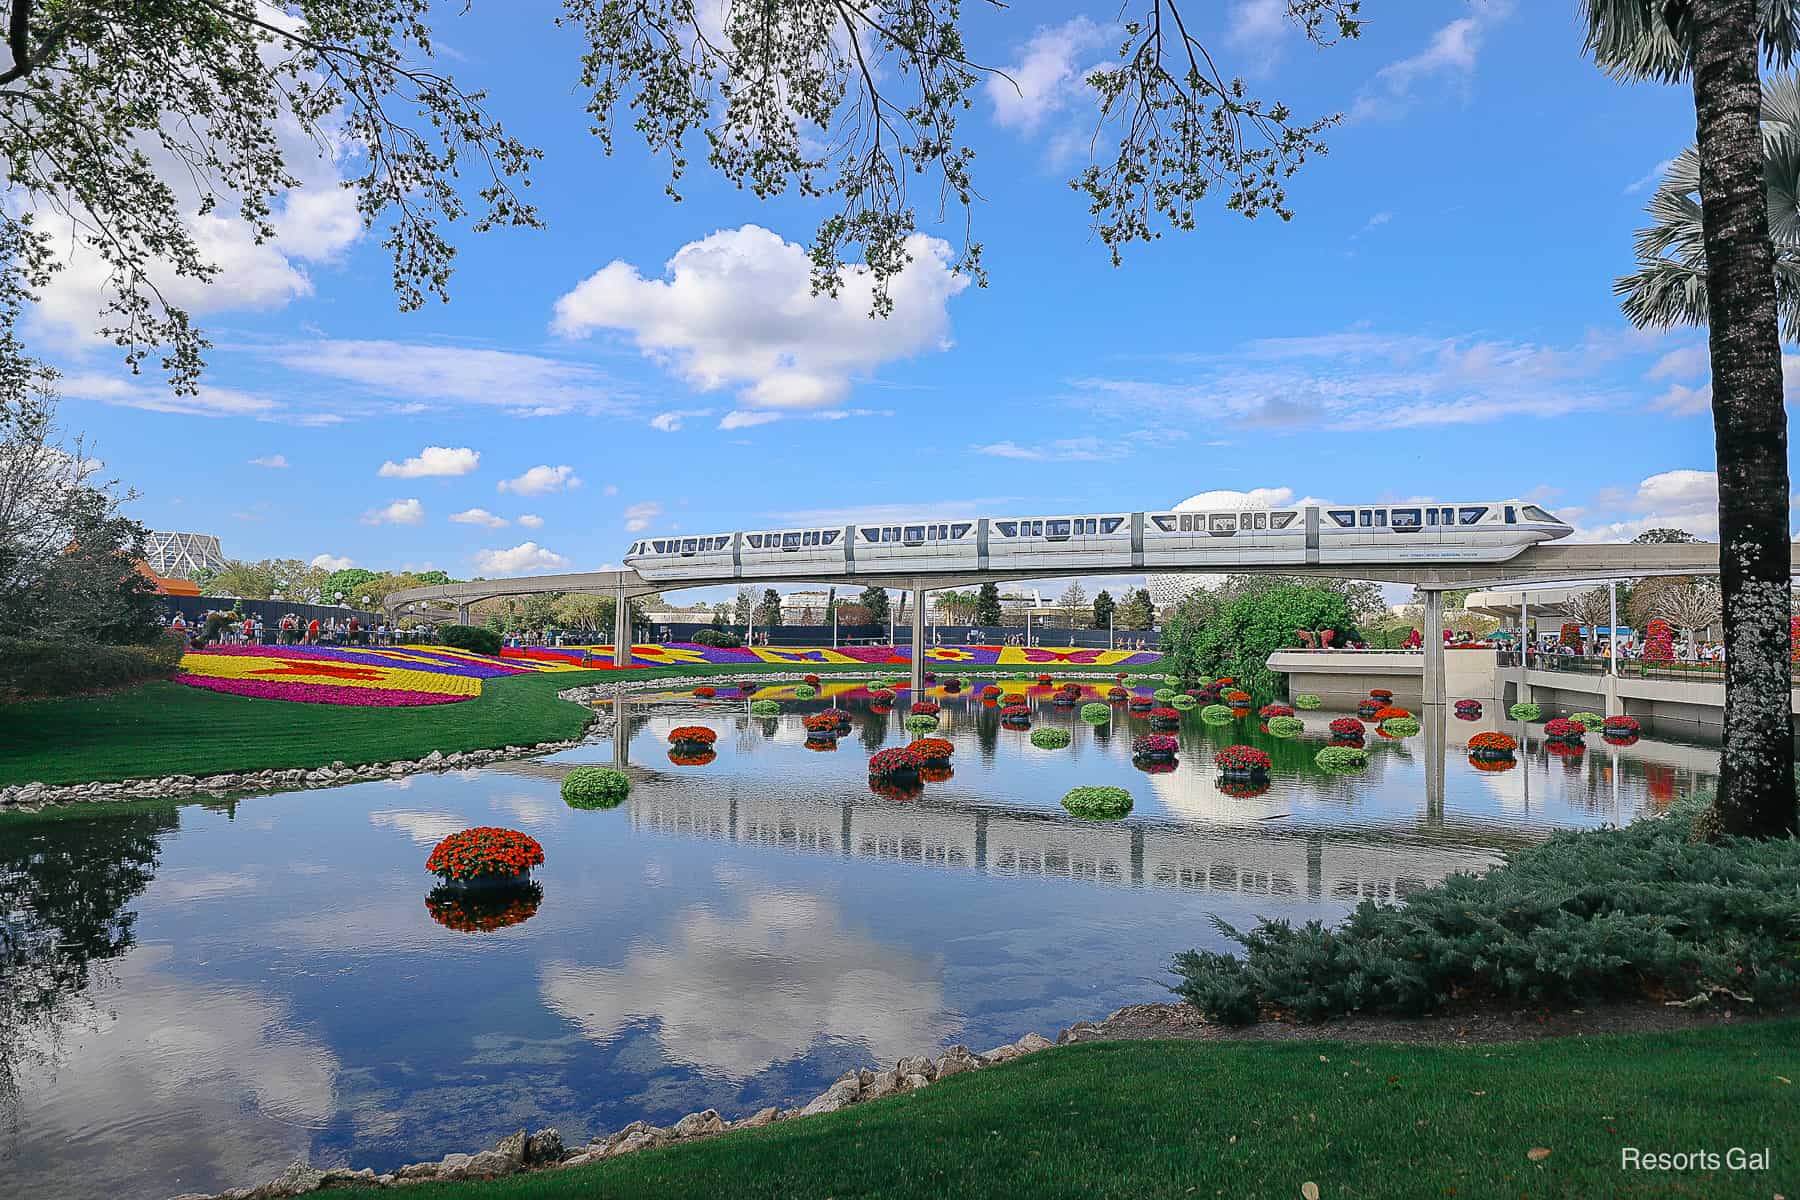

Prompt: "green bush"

[1172,797,1800,1025]
[1294,694,1323,710]
[0,634,185,700]
[1171,694,1198,710]
[562,766,631,809]
[1030,727,1072,749]
[1569,711,1603,728]
[1380,716,1421,737]
[1062,786,1133,820]
[904,714,939,733]
[1510,702,1543,722]
[1266,715,1304,738]
[439,624,502,656]
[750,699,780,717]
[1200,704,1235,724]
[1153,688,1177,702]
[1080,703,1111,724]
[1315,745,1368,772]
[691,628,742,648]
[793,684,818,700]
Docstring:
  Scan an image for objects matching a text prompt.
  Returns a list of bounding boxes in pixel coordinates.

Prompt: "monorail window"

[682,538,698,553]
[1358,510,1372,527]
[1046,519,1071,537]
[903,525,925,544]
[823,530,839,545]
[1254,513,1268,530]
[1101,517,1124,533]
[1374,511,1387,527]
[882,527,897,542]
[1270,512,1296,530]
[952,522,972,538]
[1521,504,1555,523]
[1151,516,1176,532]
[1458,506,1486,525]
[1240,512,1253,528]
[996,521,1018,537]
[1504,506,1516,523]
[1031,520,1044,536]
[1392,508,1421,529]
[1209,514,1236,533]
[783,533,802,549]
[860,528,878,543]
[1328,510,1355,528]
[1179,515,1193,532]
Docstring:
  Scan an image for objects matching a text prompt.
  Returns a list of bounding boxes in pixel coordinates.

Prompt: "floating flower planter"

[692,686,716,698]
[562,767,631,810]
[1061,786,1133,820]
[1379,716,1420,738]
[1369,688,1393,702]
[1030,727,1072,750]
[869,687,896,703]
[922,671,937,683]
[1294,694,1323,710]
[1328,716,1366,744]
[804,738,840,752]
[919,764,954,783]
[1131,733,1178,763]
[868,777,924,801]
[1467,731,1517,762]
[909,737,954,763]
[1128,696,1154,711]
[1258,703,1294,720]
[1199,704,1235,725]
[1037,674,1054,687]
[1315,745,1368,773]
[426,882,543,933]
[1356,701,1382,719]
[910,701,941,716]
[1509,702,1542,722]
[1371,706,1412,722]
[792,685,818,700]
[804,673,821,687]
[1081,702,1111,724]
[1148,706,1181,729]
[1603,714,1641,736]
[1544,717,1587,745]
[1216,777,1270,799]
[1470,755,1517,772]
[1454,699,1482,720]
[1569,711,1603,729]
[903,714,940,733]
[1153,688,1177,702]
[426,827,544,888]
[749,699,781,718]
[1106,686,1129,702]
[1547,739,1586,761]
[981,684,1003,697]
[941,678,964,694]
[1170,694,1198,710]
[803,713,842,740]
[820,707,853,729]
[1223,690,1251,706]
[1000,703,1031,724]
[868,746,925,780]
[668,749,717,766]
[1195,685,1224,705]
[1265,715,1304,738]
[1213,744,1271,778]
[667,726,717,750]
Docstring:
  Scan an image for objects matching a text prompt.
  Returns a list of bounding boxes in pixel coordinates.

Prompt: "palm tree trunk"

[1690,0,1798,835]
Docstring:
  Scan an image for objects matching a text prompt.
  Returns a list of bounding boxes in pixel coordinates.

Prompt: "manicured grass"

[331,1021,1800,1200]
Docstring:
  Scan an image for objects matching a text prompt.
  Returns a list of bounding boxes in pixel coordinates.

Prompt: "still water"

[0,681,1713,1199]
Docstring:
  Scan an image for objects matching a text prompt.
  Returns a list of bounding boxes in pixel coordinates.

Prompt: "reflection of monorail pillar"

[612,694,628,768]
[613,578,631,667]
[975,810,988,871]
[910,585,927,695]
[1421,588,1445,709]
[1130,824,1144,886]
[842,802,853,857]
[1307,834,1322,901]
[1423,702,1445,826]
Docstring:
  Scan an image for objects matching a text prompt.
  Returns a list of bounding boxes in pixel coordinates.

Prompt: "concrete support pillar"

[1517,597,1532,704]
[611,694,628,768]
[456,604,471,625]
[910,586,927,696]
[1421,588,1445,709]
[612,582,630,667]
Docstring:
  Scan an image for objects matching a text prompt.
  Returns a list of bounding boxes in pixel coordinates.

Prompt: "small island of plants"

[1061,786,1134,820]
[562,766,632,809]
[426,827,545,885]
[1030,727,1072,750]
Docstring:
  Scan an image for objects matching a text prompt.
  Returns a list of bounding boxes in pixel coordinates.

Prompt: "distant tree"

[1058,582,1089,628]
[835,601,872,625]
[935,589,978,625]
[1092,589,1116,628]
[757,587,783,628]
[1162,583,1360,698]
[1115,587,1155,631]
[859,585,891,627]
[974,582,1003,626]
[1632,528,1703,544]
[734,586,758,624]
[322,567,378,602]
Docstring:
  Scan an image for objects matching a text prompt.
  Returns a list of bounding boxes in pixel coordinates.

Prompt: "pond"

[0,679,1715,1200]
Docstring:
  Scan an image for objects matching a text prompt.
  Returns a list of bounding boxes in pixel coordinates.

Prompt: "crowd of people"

[167,610,406,648]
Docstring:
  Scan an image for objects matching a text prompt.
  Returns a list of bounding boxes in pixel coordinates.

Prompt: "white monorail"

[622,501,1573,583]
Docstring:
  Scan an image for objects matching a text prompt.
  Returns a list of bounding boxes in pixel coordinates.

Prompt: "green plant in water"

[1081,703,1111,724]
[1294,694,1323,710]
[1200,704,1235,724]
[1030,727,1072,749]
[1266,715,1304,738]
[1062,786,1133,820]
[1380,716,1421,737]
[562,766,631,809]
[1153,688,1177,702]
[1569,711,1603,729]
[1315,745,1368,772]
[750,700,780,718]
[904,714,939,733]
[1510,702,1543,722]
[1171,694,1198,710]
[793,684,818,700]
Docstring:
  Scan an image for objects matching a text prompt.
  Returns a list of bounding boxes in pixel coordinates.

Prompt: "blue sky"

[29,1,1750,597]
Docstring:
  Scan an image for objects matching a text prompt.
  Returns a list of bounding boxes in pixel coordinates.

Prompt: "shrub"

[1131,733,1178,758]
[1170,694,1198,710]
[909,736,954,762]
[793,685,818,700]
[1062,786,1133,820]
[1315,745,1368,772]
[1258,703,1294,719]
[1153,688,1177,702]
[1379,716,1421,737]
[868,746,925,777]
[691,628,742,648]
[1200,704,1235,724]
[1328,717,1365,740]
[1510,702,1543,722]
[1081,702,1111,724]
[1266,715,1304,738]
[1171,797,1800,1025]
[904,714,939,733]
[439,624,502,655]
[0,633,184,699]
[667,726,717,746]
[1030,727,1072,749]
[1294,694,1323,710]
[1569,711,1604,729]
[1214,745,1271,774]
[562,767,631,810]
[749,700,780,717]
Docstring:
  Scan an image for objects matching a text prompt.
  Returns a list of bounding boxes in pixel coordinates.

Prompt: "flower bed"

[1369,688,1393,701]
[749,700,781,718]
[1000,703,1031,723]
[1131,733,1178,761]
[1315,745,1368,772]
[426,882,543,933]
[1467,731,1517,760]
[1328,716,1365,742]
[1544,717,1587,743]
[667,726,717,748]
[1148,706,1181,728]
[903,714,940,733]
[1214,745,1271,776]
[668,749,717,766]
[1509,702,1542,722]
[1258,703,1294,720]
[427,827,544,883]
[1223,690,1251,706]
[1200,704,1235,725]
[1061,786,1133,820]
[868,746,925,779]
[1379,716,1421,737]
[1265,715,1304,738]
[1030,727,1072,750]
[910,701,941,716]
[1081,702,1111,724]
[1294,694,1322,710]
[173,674,468,706]
[909,737,954,762]
[562,766,631,809]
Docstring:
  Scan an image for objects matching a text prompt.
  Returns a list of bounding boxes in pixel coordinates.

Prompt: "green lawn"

[331,1022,1800,1200]
[0,658,1163,789]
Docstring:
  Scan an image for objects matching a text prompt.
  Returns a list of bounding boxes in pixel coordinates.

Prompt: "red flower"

[667,726,717,746]
[1213,744,1271,773]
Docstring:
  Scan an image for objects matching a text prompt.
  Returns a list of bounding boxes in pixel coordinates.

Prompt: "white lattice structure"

[144,531,227,578]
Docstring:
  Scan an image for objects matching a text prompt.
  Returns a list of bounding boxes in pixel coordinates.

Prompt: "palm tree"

[1584,0,1798,837]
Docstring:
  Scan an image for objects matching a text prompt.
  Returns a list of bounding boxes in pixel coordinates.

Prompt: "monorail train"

[621,501,1573,583]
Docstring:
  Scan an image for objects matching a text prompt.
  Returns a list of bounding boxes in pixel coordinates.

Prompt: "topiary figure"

[1569,711,1603,729]
[1294,694,1323,710]
[1200,704,1235,724]
[1153,688,1177,702]
[1379,716,1421,737]
[1266,715,1304,738]
[1315,745,1368,772]
[1171,694,1198,710]
[903,714,939,733]
[1081,702,1111,724]
[1509,702,1542,722]
[1061,786,1133,820]
[562,766,631,809]
[750,699,780,718]
[793,684,818,700]
[1030,727,1072,749]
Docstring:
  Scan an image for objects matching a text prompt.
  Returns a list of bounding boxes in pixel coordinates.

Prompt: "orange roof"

[134,560,201,596]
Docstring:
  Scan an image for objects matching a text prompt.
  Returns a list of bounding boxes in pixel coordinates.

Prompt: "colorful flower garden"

[504,642,1163,669]
[174,643,582,707]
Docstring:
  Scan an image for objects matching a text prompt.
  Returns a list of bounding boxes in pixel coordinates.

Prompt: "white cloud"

[624,501,663,533]
[378,446,480,478]
[249,454,290,468]
[60,372,278,418]
[517,514,544,529]
[986,18,1104,133]
[450,507,509,528]
[498,464,581,495]
[1356,211,1393,237]
[971,430,1175,462]
[369,809,469,846]
[1573,469,1719,542]
[258,339,633,417]
[551,224,968,411]
[1624,157,1677,195]
[472,542,571,575]
[1349,4,1513,122]
[310,553,356,571]
[1228,0,1289,50]
[362,498,425,526]
[650,409,714,432]
[718,410,783,430]
[1648,344,1709,380]
[761,497,1022,526]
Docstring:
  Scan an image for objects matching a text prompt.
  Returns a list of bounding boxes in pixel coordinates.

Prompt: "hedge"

[562,766,631,809]
[0,634,184,700]
[439,624,502,655]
